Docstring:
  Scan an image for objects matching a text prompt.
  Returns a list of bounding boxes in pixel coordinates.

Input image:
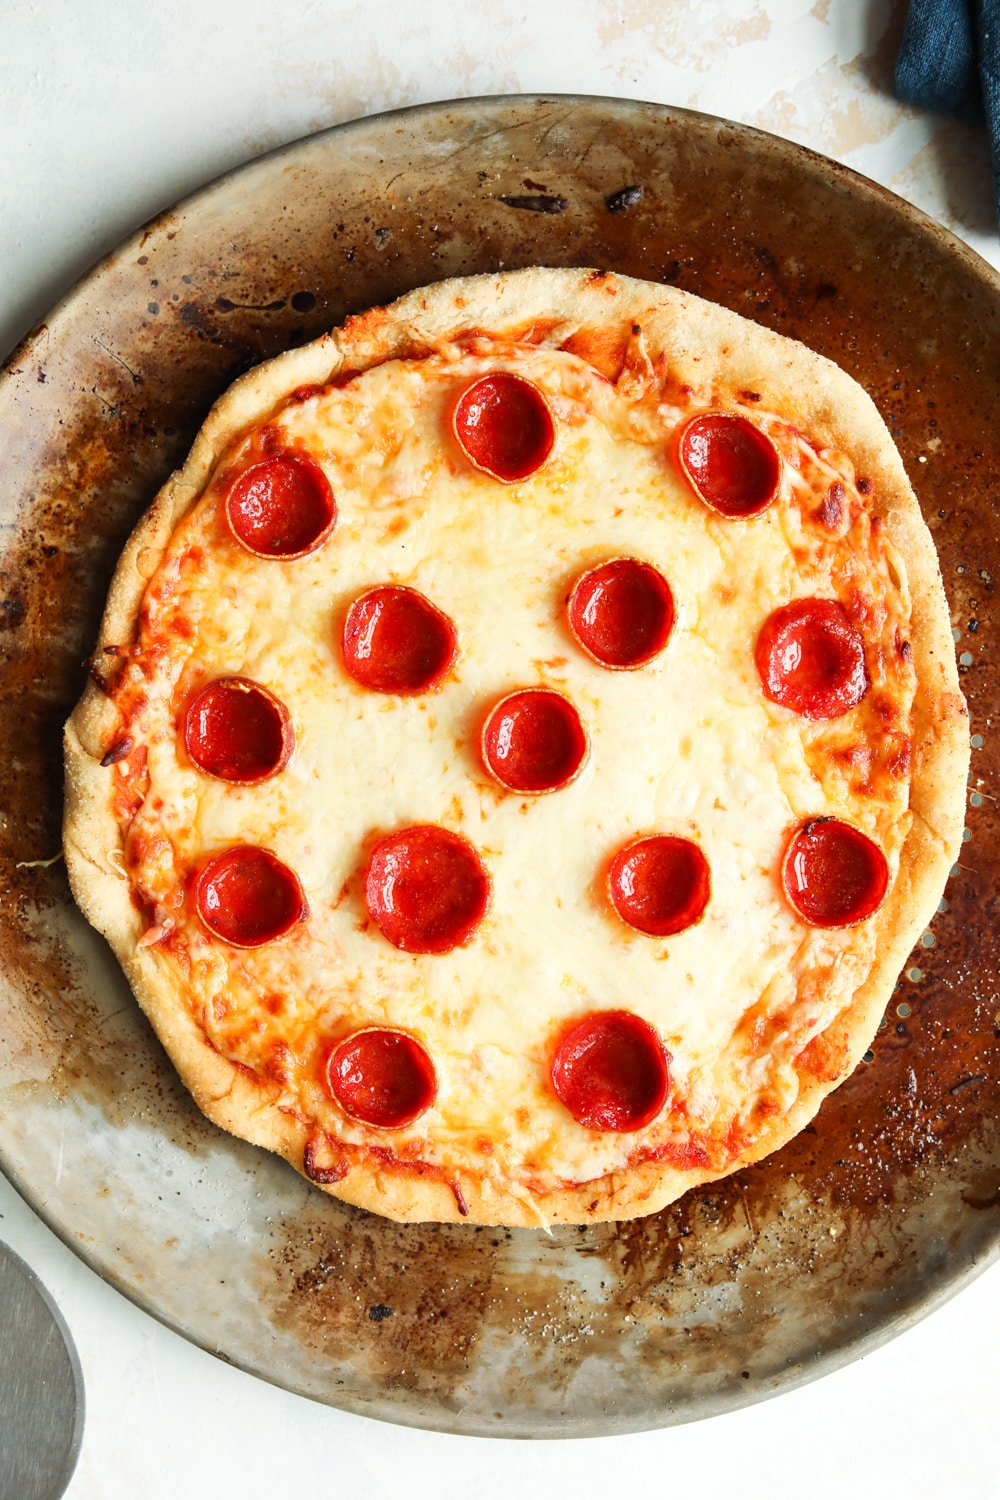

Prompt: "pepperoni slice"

[364,825,490,954]
[678,413,781,518]
[225,455,336,558]
[326,1028,437,1128]
[481,688,588,795]
[183,677,293,783]
[568,558,674,669]
[342,585,457,695]
[452,372,556,483]
[195,845,307,947]
[551,1011,670,1132]
[608,835,710,937]
[782,818,889,927]
[756,598,869,719]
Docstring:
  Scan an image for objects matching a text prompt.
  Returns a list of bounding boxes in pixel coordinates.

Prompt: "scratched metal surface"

[0,97,996,1437]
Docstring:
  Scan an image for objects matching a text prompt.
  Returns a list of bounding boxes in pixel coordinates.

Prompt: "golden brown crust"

[64,269,969,1226]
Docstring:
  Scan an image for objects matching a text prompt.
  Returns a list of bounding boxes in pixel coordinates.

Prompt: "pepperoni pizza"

[63,269,969,1225]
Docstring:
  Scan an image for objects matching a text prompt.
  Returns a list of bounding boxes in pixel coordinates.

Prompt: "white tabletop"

[3,3,999,1496]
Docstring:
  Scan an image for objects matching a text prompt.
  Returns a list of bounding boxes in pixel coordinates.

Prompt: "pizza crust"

[64,269,969,1225]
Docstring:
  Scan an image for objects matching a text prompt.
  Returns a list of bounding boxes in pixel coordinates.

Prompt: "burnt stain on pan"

[0,99,998,1434]
[499,193,569,214]
[266,1217,556,1397]
[605,185,644,213]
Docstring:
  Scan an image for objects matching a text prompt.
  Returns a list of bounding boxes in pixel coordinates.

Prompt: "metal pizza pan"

[0,95,996,1438]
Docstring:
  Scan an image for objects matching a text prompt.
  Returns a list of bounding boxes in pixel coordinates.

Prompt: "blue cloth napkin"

[895,0,1000,226]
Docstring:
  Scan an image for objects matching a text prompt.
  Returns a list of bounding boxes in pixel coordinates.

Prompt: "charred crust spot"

[498,194,567,214]
[818,482,845,529]
[368,1303,393,1322]
[606,185,643,213]
[741,390,763,402]
[100,736,134,767]
[857,476,873,494]
[86,658,113,695]
[303,1136,350,1185]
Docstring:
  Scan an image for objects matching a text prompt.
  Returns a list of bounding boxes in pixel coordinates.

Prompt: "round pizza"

[63,268,969,1226]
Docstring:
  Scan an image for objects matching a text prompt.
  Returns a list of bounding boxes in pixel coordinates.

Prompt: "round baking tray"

[0,95,996,1438]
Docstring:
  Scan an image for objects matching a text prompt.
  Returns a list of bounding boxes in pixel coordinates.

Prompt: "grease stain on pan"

[266,1215,560,1396]
[0,887,226,1160]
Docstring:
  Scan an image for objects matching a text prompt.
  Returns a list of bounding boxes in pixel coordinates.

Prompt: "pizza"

[63,268,969,1226]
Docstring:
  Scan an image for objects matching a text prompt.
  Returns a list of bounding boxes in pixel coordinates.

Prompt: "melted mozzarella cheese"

[125,346,912,1191]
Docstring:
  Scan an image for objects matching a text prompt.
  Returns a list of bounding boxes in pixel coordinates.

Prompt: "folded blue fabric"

[895,0,1000,227]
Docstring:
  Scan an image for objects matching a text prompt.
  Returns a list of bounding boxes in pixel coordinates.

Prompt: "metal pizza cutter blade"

[0,1240,85,1500]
